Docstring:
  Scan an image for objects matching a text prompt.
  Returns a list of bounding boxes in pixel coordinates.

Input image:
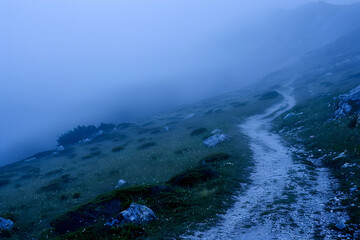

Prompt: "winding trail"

[185,90,347,240]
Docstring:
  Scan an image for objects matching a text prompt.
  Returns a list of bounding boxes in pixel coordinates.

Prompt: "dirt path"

[185,90,347,240]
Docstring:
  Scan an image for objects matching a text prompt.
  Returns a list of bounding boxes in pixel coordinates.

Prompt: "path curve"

[184,90,347,240]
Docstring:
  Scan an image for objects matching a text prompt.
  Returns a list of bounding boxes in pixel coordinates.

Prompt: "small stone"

[335,219,347,230]
[115,179,127,189]
[0,217,14,231]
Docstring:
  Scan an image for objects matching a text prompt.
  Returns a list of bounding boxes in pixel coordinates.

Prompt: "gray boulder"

[335,85,360,118]
[335,219,347,230]
[203,134,229,147]
[105,203,156,228]
[0,217,13,231]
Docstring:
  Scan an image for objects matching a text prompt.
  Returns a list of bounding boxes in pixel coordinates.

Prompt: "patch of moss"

[174,148,189,155]
[37,174,74,193]
[72,192,81,199]
[138,142,157,150]
[167,167,217,187]
[257,91,280,101]
[190,128,208,136]
[201,152,230,164]
[44,169,63,177]
[111,145,125,153]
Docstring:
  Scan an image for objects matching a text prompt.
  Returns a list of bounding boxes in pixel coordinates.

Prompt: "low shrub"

[190,128,207,136]
[138,142,157,150]
[111,145,125,153]
[201,152,230,164]
[257,91,280,101]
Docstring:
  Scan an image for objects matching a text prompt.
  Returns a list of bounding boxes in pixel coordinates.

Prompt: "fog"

[1,0,359,166]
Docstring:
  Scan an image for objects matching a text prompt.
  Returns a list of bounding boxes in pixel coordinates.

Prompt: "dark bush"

[57,125,98,147]
[174,148,189,155]
[0,178,11,187]
[37,174,74,193]
[98,123,116,132]
[72,192,81,199]
[190,128,207,136]
[167,167,217,187]
[201,152,230,163]
[138,142,157,150]
[112,145,125,152]
[257,91,280,101]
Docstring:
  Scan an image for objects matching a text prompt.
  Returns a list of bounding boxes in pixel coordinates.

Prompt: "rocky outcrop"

[105,203,156,227]
[335,85,360,118]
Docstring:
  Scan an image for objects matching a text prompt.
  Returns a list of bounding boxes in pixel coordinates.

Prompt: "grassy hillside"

[0,84,282,239]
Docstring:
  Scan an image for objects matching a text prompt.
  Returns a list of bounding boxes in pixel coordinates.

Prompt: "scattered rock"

[335,85,360,118]
[0,217,13,231]
[184,113,195,119]
[211,129,222,134]
[105,203,156,227]
[57,145,65,151]
[335,219,347,230]
[115,179,127,189]
[203,134,229,147]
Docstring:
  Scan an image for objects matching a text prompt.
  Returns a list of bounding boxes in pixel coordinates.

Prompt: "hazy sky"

[1,0,360,166]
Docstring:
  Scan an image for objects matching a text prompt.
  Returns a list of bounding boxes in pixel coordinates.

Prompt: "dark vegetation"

[167,167,217,187]
[201,152,230,164]
[137,142,157,150]
[256,91,280,101]
[190,127,208,136]
[112,145,125,152]
[57,123,115,147]
[37,174,75,193]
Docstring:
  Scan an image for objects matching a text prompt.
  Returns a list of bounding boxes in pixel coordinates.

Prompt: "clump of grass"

[90,151,101,156]
[37,174,74,193]
[0,178,11,187]
[59,194,68,201]
[72,192,81,199]
[82,155,93,160]
[201,152,230,164]
[174,148,189,155]
[190,128,208,136]
[257,91,280,101]
[111,145,125,152]
[231,101,248,108]
[138,142,157,150]
[167,167,217,187]
[44,169,63,177]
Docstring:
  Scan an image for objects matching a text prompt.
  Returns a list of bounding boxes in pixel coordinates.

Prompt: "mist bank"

[1,0,360,166]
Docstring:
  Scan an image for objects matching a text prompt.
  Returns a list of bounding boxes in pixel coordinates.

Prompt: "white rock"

[0,217,13,231]
[211,129,222,134]
[203,134,229,147]
[105,203,156,227]
[121,203,157,224]
[184,113,195,119]
[57,145,65,151]
[115,179,127,189]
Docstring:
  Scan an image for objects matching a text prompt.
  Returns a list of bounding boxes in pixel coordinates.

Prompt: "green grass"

[0,83,283,239]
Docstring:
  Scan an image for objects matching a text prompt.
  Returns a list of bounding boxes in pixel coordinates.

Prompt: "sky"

[1,0,360,166]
